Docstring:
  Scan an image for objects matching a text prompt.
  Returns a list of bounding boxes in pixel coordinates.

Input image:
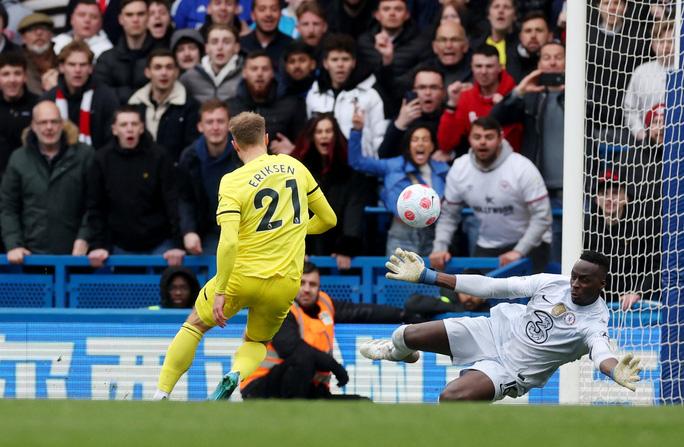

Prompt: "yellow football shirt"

[215,153,324,279]
[486,36,507,68]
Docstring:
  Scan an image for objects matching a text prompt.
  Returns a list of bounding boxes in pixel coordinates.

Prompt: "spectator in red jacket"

[436,44,521,159]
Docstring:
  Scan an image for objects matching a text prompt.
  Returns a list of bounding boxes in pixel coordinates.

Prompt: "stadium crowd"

[0,0,673,307]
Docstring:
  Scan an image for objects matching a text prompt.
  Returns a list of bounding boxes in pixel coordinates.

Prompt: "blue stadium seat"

[320,275,362,303]
[374,277,441,307]
[0,274,53,307]
[69,275,160,308]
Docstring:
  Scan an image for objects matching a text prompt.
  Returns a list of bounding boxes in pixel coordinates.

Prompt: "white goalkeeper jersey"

[456,274,614,390]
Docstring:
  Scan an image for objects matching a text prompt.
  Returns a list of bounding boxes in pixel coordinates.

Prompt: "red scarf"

[55,87,94,145]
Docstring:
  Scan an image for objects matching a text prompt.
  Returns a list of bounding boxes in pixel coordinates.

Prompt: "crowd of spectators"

[0,0,674,308]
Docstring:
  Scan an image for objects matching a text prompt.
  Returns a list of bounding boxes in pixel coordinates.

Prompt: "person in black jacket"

[0,52,38,177]
[87,105,185,268]
[378,68,445,159]
[410,21,472,90]
[490,42,564,261]
[239,0,293,70]
[294,0,328,53]
[227,50,306,154]
[585,0,649,131]
[291,113,367,269]
[326,0,378,40]
[177,99,241,256]
[584,168,660,310]
[356,0,431,116]
[506,10,553,83]
[491,41,565,190]
[241,261,411,400]
[129,48,200,162]
[147,0,174,46]
[94,0,162,103]
[42,40,118,150]
[278,40,317,99]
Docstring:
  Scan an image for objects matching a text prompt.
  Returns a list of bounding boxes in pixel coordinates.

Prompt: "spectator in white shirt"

[53,0,113,62]
[430,116,552,272]
[623,20,674,141]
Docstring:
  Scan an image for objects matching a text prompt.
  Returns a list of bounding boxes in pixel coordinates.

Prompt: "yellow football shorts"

[195,273,300,341]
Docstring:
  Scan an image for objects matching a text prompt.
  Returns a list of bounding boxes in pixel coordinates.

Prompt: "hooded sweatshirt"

[306,67,388,158]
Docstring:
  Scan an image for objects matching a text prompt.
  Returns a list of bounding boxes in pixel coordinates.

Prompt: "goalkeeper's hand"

[611,353,642,392]
[385,248,426,283]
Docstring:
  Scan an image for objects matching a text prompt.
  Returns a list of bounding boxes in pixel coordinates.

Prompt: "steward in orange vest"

[241,261,407,399]
[240,289,346,398]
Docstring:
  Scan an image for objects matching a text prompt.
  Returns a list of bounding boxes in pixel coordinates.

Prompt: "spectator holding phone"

[378,68,446,159]
[490,41,565,261]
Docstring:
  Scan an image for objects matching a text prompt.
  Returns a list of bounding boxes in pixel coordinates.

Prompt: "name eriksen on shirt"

[248,164,296,188]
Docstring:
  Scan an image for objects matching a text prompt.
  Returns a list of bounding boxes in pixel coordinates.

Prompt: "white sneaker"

[359,339,420,363]
[152,390,169,401]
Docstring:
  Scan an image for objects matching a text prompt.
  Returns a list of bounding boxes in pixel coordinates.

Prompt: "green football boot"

[209,371,240,400]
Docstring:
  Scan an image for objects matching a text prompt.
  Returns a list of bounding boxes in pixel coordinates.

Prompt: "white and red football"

[396,184,441,228]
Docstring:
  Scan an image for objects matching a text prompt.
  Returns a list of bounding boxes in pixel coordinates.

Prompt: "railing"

[0,255,531,308]
[364,206,564,217]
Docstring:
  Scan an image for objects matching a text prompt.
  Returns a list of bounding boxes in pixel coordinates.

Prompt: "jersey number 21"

[254,179,301,231]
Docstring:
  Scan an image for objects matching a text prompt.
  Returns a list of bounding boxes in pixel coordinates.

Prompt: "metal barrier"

[0,255,531,308]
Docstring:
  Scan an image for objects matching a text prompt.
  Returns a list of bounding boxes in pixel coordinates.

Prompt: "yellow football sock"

[157,323,203,393]
[231,341,267,380]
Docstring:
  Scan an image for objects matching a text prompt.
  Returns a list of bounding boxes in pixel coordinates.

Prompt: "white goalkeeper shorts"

[443,314,527,401]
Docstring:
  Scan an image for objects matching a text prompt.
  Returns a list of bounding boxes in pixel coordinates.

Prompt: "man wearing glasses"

[0,100,94,263]
[378,67,446,159]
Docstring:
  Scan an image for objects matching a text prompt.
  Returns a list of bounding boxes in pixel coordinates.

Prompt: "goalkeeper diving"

[361,248,642,401]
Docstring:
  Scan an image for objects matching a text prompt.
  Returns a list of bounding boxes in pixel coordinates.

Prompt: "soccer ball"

[396,184,441,228]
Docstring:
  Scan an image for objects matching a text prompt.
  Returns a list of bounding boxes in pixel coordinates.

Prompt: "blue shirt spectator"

[348,121,448,256]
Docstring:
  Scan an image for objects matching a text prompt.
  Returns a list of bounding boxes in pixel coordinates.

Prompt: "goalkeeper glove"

[385,248,438,284]
[610,353,642,392]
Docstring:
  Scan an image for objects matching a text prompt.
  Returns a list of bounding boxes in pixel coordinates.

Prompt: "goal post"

[562,0,684,405]
[660,8,684,405]
[561,0,587,277]
[557,0,588,404]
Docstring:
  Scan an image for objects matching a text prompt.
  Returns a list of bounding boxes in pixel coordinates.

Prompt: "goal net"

[571,0,683,404]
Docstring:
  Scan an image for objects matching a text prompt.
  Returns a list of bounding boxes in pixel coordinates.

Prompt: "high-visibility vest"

[240,292,336,390]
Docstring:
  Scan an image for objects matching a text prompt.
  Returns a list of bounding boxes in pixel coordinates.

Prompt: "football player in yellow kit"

[154,112,337,400]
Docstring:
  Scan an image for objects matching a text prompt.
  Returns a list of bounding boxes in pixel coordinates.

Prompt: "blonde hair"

[229,111,265,147]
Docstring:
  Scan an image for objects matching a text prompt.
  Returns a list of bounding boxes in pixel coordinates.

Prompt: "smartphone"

[404,90,418,102]
[537,73,565,87]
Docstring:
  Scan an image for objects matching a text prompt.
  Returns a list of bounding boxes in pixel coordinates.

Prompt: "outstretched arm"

[599,355,642,392]
[386,248,539,299]
[587,330,642,392]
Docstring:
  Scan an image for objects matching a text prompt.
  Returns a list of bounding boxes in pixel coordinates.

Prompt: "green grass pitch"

[0,400,682,446]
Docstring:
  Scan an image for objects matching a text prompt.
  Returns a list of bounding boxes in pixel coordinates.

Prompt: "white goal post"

[560,0,683,405]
